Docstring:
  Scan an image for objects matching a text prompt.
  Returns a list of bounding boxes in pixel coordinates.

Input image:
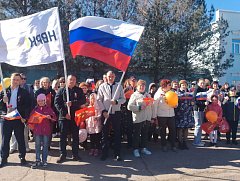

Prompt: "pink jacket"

[85,104,102,134]
[206,103,223,122]
[30,105,57,136]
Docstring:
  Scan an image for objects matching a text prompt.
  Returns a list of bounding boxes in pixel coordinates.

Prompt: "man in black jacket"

[0,73,30,167]
[55,75,86,163]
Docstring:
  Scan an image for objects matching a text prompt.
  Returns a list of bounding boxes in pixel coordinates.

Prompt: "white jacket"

[97,82,126,114]
[153,88,175,118]
[127,91,153,123]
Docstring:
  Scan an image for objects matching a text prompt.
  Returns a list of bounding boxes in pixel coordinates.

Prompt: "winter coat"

[206,103,223,123]
[153,88,175,118]
[127,91,153,123]
[222,96,240,122]
[85,97,102,134]
[30,105,57,136]
[175,89,194,128]
[193,86,208,111]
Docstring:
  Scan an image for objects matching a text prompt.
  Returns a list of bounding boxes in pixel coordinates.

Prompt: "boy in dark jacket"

[222,87,240,145]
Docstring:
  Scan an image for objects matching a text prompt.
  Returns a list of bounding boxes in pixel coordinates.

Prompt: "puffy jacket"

[153,88,175,118]
[30,105,57,136]
[127,91,152,123]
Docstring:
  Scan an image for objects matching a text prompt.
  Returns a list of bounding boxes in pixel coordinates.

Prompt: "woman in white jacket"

[153,79,177,152]
[127,80,152,157]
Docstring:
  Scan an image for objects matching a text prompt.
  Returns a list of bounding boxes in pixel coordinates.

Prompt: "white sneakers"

[133,148,152,157]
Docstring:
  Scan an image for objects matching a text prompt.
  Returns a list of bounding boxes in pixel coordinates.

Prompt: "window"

[232,39,240,54]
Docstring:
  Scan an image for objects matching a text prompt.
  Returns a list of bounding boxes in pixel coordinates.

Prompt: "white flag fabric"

[0,7,64,66]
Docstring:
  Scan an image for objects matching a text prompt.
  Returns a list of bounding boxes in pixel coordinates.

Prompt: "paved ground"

[0,119,240,181]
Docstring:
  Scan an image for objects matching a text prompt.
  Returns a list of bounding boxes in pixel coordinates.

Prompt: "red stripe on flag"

[70,40,131,71]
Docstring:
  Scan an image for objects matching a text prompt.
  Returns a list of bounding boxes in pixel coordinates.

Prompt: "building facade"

[216,10,240,85]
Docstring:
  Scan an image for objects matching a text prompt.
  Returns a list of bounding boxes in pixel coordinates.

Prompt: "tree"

[0,0,139,79]
[134,0,233,82]
[133,0,179,82]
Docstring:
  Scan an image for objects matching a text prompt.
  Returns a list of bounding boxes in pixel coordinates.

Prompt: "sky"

[205,0,240,12]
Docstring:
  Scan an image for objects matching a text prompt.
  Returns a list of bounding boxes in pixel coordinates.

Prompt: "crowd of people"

[0,71,239,169]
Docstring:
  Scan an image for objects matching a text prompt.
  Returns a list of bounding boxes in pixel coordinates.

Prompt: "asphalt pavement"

[0,120,240,181]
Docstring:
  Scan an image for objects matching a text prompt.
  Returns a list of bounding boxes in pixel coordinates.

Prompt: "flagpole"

[104,71,126,125]
[56,8,70,115]
[63,59,70,115]
[0,63,9,109]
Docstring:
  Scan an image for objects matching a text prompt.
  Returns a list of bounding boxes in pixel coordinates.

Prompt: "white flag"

[0,7,64,66]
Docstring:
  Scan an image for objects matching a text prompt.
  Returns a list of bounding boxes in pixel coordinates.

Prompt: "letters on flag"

[3,109,21,121]
[0,7,64,67]
[69,16,144,71]
[28,111,48,124]
[75,107,95,126]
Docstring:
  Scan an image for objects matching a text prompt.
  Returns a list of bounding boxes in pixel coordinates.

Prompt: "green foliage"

[133,0,233,82]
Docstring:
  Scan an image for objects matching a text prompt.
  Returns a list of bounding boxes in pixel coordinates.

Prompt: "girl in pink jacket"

[85,93,102,157]
[30,94,56,168]
[206,95,222,147]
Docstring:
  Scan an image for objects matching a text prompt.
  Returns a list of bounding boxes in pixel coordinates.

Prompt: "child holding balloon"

[205,95,222,147]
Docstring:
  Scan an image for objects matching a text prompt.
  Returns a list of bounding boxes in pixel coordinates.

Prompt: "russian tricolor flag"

[69,16,144,71]
[3,109,22,121]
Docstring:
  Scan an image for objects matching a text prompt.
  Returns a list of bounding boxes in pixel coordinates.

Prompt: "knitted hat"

[37,93,46,101]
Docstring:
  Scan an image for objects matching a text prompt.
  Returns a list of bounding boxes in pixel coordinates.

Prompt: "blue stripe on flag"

[69,26,138,56]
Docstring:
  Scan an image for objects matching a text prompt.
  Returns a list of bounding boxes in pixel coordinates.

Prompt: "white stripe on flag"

[69,16,144,41]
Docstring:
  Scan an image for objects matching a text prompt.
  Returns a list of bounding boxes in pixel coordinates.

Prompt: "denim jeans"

[193,111,204,144]
[35,135,49,162]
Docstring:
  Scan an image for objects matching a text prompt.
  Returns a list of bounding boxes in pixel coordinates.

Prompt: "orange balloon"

[0,84,2,92]
[165,91,178,107]
[206,111,218,123]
